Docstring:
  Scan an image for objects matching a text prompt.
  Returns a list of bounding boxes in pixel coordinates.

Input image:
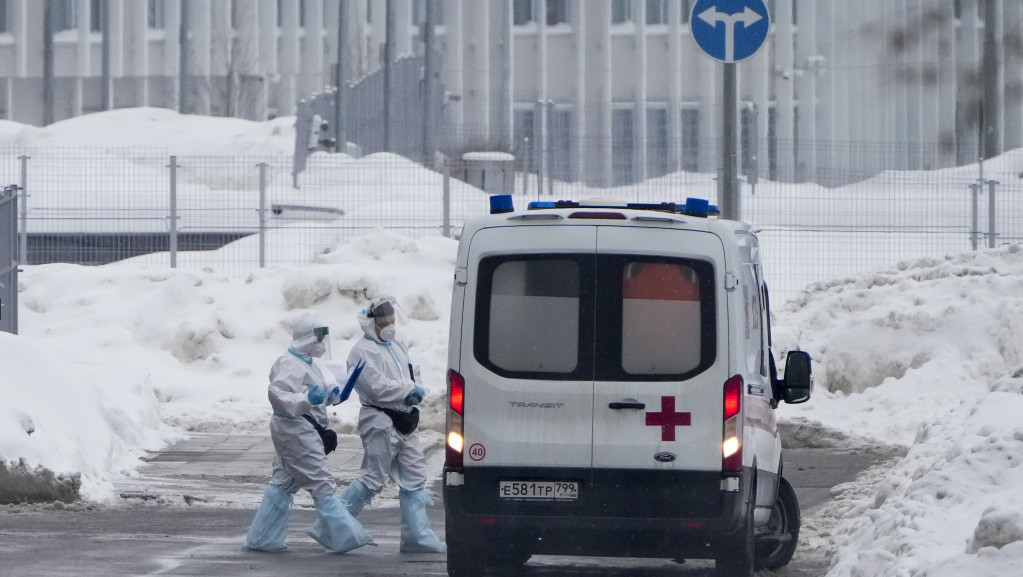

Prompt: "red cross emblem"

[645,396,692,442]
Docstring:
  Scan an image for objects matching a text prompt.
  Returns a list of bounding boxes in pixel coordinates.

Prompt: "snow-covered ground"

[2,109,1023,577]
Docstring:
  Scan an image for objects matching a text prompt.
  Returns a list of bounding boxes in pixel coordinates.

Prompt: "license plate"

[499,480,579,501]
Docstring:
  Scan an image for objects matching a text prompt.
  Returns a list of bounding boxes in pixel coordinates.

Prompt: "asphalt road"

[0,434,894,577]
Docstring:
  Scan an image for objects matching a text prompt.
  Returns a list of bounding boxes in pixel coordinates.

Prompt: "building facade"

[0,0,1018,186]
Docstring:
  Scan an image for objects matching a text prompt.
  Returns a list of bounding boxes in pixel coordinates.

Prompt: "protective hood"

[359,295,403,344]
[358,310,385,343]
[291,315,331,358]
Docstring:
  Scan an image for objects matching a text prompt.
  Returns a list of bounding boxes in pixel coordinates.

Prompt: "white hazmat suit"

[244,316,371,554]
[340,296,445,553]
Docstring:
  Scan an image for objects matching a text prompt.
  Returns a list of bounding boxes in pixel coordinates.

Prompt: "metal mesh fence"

[2,142,1020,305]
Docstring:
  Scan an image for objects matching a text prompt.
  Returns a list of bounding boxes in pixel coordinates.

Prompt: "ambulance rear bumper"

[443,465,754,559]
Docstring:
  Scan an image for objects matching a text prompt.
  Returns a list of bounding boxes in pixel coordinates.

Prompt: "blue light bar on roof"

[524,198,721,217]
[527,201,558,209]
[682,197,709,217]
[490,194,514,214]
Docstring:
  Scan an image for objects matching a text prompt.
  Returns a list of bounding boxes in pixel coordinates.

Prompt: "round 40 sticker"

[468,443,486,461]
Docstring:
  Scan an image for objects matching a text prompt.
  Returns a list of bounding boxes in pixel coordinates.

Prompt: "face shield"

[312,325,332,360]
[292,322,332,359]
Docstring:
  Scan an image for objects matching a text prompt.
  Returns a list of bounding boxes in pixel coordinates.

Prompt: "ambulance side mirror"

[781,350,812,404]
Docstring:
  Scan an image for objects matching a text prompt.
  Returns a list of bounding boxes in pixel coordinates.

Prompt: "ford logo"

[654,452,677,463]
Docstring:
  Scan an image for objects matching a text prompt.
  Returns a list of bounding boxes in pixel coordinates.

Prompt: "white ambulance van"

[443,196,812,577]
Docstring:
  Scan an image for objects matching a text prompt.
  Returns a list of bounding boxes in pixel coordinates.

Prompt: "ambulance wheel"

[446,531,485,577]
[716,480,755,577]
[755,476,801,571]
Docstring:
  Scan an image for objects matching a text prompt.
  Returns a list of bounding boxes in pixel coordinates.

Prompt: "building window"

[0,1,8,33]
[51,0,102,32]
[681,0,692,23]
[277,0,309,27]
[513,107,537,168]
[740,103,761,180]
[681,106,699,172]
[551,107,572,180]
[646,0,666,25]
[90,0,102,30]
[547,0,569,25]
[767,104,777,180]
[149,0,165,29]
[647,107,668,177]
[411,0,443,26]
[515,0,569,26]
[612,0,632,24]
[612,108,634,185]
[513,0,533,25]
[52,0,74,31]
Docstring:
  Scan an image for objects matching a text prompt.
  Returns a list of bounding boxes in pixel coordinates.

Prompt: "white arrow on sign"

[698,6,763,62]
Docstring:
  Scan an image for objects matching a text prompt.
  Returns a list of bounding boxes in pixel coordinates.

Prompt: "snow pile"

[776,245,1023,577]
[4,229,457,501]
[0,331,171,502]
[0,107,296,155]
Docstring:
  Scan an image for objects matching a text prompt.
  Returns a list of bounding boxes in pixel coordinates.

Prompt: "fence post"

[547,100,555,197]
[1,185,19,334]
[259,162,268,268]
[443,155,451,238]
[169,156,178,268]
[19,155,28,265]
[533,99,544,196]
[970,183,980,250]
[522,137,531,196]
[988,180,998,249]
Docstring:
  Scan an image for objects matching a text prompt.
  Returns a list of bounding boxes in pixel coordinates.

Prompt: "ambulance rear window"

[617,260,710,376]
[474,254,714,381]
[475,256,592,378]
[595,256,716,381]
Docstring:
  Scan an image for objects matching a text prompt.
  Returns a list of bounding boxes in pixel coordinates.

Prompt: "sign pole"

[721,63,739,220]
[689,0,770,222]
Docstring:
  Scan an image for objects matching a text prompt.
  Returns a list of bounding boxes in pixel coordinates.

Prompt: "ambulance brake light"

[723,375,743,472]
[446,369,466,469]
[724,376,741,420]
[448,369,464,415]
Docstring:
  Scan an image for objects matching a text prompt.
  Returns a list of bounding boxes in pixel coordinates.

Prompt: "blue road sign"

[690,0,771,64]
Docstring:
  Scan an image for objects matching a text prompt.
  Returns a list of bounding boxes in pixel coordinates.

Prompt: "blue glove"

[307,385,326,405]
[404,385,425,406]
[325,385,344,406]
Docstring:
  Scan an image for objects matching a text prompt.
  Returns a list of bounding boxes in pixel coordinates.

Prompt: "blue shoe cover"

[340,479,374,517]
[244,484,293,552]
[398,488,446,553]
[306,495,372,554]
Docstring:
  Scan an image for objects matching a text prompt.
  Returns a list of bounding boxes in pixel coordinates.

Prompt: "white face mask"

[378,325,396,342]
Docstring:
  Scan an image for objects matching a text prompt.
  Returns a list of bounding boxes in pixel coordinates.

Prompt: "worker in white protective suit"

[244,316,371,554]
[339,295,446,553]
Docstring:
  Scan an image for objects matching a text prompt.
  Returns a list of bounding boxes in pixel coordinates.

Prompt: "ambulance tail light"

[723,375,743,472]
[446,369,465,468]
